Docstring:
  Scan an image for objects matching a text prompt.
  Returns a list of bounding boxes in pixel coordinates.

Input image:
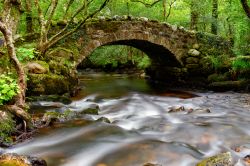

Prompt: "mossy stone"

[27,73,71,95]
[196,152,233,166]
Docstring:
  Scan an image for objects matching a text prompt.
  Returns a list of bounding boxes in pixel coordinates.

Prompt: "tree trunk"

[0,21,30,122]
[24,0,33,33]
[163,0,167,21]
[241,0,250,19]
[0,0,31,123]
[211,0,218,34]
[190,6,199,30]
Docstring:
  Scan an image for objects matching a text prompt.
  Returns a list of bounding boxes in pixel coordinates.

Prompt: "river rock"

[0,153,47,166]
[188,108,211,114]
[143,163,162,166]
[209,80,250,91]
[188,49,201,57]
[96,117,111,123]
[168,106,185,113]
[26,95,72,104]
[79,104,99,115]
[196,152,233,166]
[244,155,250,165]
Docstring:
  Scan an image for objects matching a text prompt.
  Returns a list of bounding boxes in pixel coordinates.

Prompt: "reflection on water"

[6,73,250,166]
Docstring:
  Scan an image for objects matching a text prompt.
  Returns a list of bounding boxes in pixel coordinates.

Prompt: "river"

[6,72,250,166]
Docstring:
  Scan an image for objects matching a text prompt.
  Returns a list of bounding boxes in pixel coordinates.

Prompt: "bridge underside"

[106,39,182,67]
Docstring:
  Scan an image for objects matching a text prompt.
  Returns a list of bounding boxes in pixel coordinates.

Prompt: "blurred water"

[6,73,250,166]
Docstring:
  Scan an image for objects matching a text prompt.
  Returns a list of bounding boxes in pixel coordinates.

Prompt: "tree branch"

[131,0,162,7]
[45,0,109,51]
[241,0,250,19]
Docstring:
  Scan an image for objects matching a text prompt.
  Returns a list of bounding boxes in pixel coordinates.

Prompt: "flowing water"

[5,72,250,166]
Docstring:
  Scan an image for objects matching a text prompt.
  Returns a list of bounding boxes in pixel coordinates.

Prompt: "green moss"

[27,73,70,95]
[208,73,230,82]
[196,152,232,166]
[33,60,50,72]
[48,60,69,75]
[0,160,28,166]
[0,111,15,143]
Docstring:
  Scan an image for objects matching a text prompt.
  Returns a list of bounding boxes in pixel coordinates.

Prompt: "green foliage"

[88,45,151,69]
[16,47,36,62]
[207,55,223,72]
[0,74,19,105]
[232,59,250,70]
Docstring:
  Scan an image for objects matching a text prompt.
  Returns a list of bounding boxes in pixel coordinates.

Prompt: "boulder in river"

[79,104,100,115]
[0,153,47,166]
[96,117,111,123]
[143,163,162,166]
[196,152,233,166]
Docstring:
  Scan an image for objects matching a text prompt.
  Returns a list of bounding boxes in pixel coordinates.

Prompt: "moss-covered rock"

[27,73,73,95]
[25,61,49,74]
[0,153,47,166]
[26,95,72,104]
[79,104,100,115]
[196,152,233,166]
[209,80,250,91]
[208,73,230,83]
[0,110,15,143]
[96,117,111,123]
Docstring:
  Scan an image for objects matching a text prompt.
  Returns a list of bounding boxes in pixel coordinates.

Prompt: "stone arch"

[76,26,187,67]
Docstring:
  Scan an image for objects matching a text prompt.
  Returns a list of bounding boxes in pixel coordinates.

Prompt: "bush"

[0,74,19,105]
[232,58,250,70]
[16,47,36,62]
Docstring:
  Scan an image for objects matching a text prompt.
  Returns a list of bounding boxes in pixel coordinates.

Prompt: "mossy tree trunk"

[211,0,218,35]
[0,0,31,123]
[241,0,250,19]
[24,0,33,33]
[190,1,199,31]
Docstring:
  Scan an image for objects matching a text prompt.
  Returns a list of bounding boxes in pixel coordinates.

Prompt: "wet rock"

[96,117,111,123]
[143,163,162,166]
[188,108,211,114]
[209,80,250,91]
[188,49,201,57]
[41,112,61,126]
[0,153,47,166]
[25,62,48,74]
[79,104,99,115]
[196,152,233,166]
[168,106,185,113]
[26,95,72,104]
[244,155,250,165]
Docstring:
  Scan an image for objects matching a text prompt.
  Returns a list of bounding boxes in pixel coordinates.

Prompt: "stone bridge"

[65,17,232,85]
